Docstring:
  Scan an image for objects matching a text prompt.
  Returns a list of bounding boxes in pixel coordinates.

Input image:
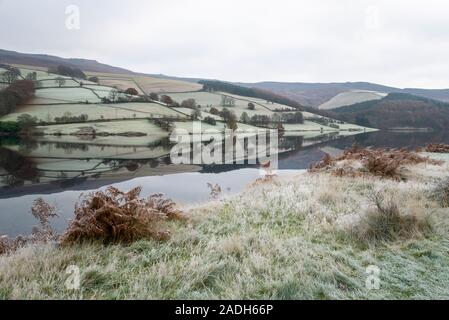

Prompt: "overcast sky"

[1,0,449,88]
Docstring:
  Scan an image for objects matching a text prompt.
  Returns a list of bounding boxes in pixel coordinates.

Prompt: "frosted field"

[168,92,275,118]
[174,107,223,120]
[36,78,81,88]
[94,77,144,94]
[106,103,188,118]
[86,72,203,94]
[2,103,180,122]
[172,120,264,135]
[223,92,295,111]
[83,85,117,99]
[32,88,102,103]
[318,90,388,110]
[17,67,72,81]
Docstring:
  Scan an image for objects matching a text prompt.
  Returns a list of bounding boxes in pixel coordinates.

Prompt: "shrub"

[125,88,139,96]
[17,114,38,130]
[0,121,20,134]
[181,98,197,109]
[191,108,201,120]
[351,192,431,244]
[0,80,36,117]
[54,114,88,123]
[88,76,99,83]
[203,116,216,126]
[431,177,449,207]
[209,107,220,115]
[161,95,174,106]
[60,186,186,246]
[49,65,86,79]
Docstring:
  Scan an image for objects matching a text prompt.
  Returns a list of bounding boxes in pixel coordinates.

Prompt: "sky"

[1,0,449,88]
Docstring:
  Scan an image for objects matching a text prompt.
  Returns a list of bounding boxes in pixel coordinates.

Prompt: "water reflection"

[2,130,449,196]
[2,130,449,236]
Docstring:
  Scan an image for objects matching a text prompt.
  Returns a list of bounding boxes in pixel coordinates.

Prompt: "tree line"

[0,79,35,117]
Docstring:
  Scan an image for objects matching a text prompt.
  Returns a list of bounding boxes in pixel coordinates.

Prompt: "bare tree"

[55,77,66,88]
[109,89,120,102]
[1,71,18,84]
[221,95,235,108]
[181,98,197,109]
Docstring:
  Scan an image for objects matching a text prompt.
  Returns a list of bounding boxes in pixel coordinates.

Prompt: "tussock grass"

[1,162,449,299]
[348,191,432,244]
[431,177,449,207]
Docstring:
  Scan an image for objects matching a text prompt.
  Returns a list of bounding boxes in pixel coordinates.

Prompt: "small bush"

[351,192,431,244]
[60,186,186,246]
[0,121,20,134]
[432,177,449,207]
[203,116,216,126]
[0,198,59,255]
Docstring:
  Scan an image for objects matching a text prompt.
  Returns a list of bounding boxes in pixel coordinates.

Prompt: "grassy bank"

[1,159,449,299]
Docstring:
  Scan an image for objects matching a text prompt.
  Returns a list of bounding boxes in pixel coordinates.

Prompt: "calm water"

[1,130,449,236]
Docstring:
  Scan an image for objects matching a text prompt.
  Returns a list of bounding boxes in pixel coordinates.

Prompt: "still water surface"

[1,130,448,236]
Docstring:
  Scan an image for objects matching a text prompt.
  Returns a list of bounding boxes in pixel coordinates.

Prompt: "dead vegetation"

[60,186,186,246]
[207,183,222,200]
[424,143,449,153]
[350,191,431,244]
[0,187,187,255]
[310,145,441,180]
[0,198,59,255]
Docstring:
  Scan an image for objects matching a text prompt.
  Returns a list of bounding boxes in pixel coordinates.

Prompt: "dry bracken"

[60,186,186,246]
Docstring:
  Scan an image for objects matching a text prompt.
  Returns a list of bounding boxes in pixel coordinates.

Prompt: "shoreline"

[1,155,449,299]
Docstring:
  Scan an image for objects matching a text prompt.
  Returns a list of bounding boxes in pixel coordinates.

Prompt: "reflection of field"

[6,142,170,160]
[36,119,166,136]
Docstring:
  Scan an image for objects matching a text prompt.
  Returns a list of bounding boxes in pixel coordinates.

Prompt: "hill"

[0,49,134,74]
[1,64,369,145]
[237,82,399,107]
[238,81,449,108]
[331,93,449,130]
[318,90,387,110]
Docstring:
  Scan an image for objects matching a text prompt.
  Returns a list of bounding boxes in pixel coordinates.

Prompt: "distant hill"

[0,48,134,74]
[238,81,449,108]
[331,93,449,130]
[318,90,387,110]
[237,82,399,107]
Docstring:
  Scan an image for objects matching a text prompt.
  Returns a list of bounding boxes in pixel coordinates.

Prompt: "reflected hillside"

[0,131,362,197]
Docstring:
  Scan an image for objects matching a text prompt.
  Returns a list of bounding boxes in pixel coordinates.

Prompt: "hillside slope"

[318,90,387,110]
[331,93,449,130]
[238,82,399,107]
[0,49,133,74]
